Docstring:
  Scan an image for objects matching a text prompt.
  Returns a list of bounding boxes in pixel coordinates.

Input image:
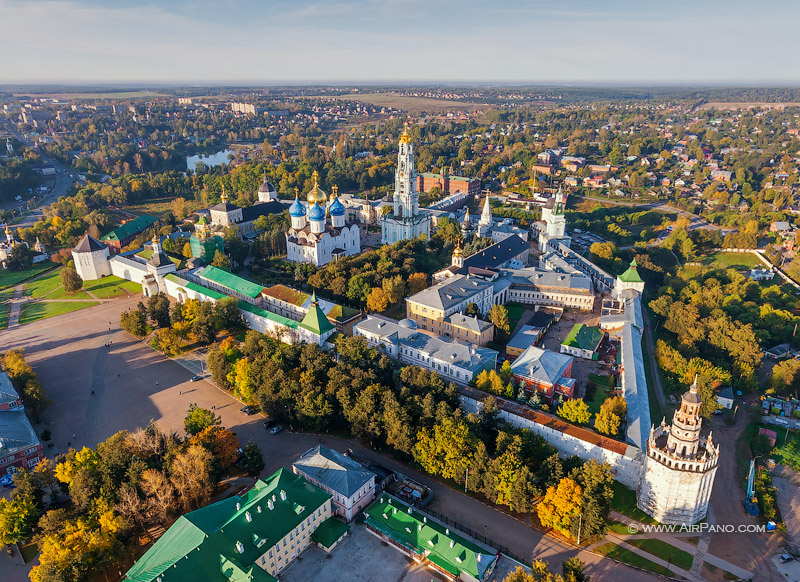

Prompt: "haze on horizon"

[1,0,799,85]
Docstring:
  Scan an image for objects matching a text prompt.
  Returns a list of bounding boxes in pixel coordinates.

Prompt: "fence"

[421,506,531,567]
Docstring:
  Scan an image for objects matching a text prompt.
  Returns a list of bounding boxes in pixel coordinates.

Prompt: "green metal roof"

[196,265,265,298]
[561,323,604,352]
[310,517,349,548]
[618,258,644,284]
[238,301,300,330]
[364,497,496,581]
[124,468,329,582]
[100,215,158,243]
[163,274,228,301]
[299,300,335,335]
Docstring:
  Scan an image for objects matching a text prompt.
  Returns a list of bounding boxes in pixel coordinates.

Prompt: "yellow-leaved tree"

[536,477,583,538]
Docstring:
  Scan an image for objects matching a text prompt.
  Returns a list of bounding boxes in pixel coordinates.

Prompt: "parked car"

[263,420,276,430]
[0,471,17,487]
[240,405,258,415]
[270,425,284,435]
[190,375,202,382]
[713,409,723,416]
[780,554,794,563]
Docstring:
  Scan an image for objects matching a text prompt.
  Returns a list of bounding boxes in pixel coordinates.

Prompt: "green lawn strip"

[607,519,640,535]
[586,374,614,414]
[19,301,100,325]
[0,303,9,330]
[623,538,694,570]
[0,261,57,291]
[611,481,658,524]
[45,285,93,301]
[82,276,141,298]
[23,267,63,298]
[593,542,674,577]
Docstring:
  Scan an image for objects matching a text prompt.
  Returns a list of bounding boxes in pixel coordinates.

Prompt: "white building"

[209,184,285,238]
[292,446,376,522]
[380,124,432,244]
[354,316,498,385]
[638,378,720,525]
[286,175,361,267]
[613,259,646,298]
[502,267,595,311]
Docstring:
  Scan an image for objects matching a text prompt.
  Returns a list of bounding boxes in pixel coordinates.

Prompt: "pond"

[186,149,234,170]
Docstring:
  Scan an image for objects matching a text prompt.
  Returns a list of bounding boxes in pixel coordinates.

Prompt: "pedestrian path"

[607,511,754,581]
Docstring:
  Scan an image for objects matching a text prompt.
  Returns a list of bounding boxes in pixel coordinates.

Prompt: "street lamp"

[576,513,583,545]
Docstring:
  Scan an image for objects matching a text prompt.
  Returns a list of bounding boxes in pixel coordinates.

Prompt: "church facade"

[285,173,361,267]
[380,125,432,244]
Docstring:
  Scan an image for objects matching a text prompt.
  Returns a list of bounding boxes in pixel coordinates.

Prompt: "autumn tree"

[366,287,389,312]
[382,274,405,305]
[0,495,39,546]
[147,292,171,328]
[211,249,230,269]
[241,440,265,477]
[120,307,148,338]
[536,477,583,538]
[594,396,627,437]
[407,272,428,295]
[170,445,213,511]
[557,398,592,425]
[488,304,511,340]
[140,469,175,524]
[413,415,476,482]
[190,425,240,470]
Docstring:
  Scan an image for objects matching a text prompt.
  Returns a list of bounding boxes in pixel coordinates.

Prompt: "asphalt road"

[0,298,662,582]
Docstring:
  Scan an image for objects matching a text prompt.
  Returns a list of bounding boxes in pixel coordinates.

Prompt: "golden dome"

[306,170,326,204]
[453,241,462,257]
[399,121,412,145]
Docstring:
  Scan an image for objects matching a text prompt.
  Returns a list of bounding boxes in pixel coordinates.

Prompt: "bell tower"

[393,122,418,219]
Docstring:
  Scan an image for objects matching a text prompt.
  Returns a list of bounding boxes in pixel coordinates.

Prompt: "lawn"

[593,543,674,577]
[768,427,800,471]
[607,519,640,535]
[24,267,63,298]
[586,373,615,414]
[82,276,142,298]
[0,261,57,290]
[0,302,8,330]
[624,538,694,570]
[700,251,761,270]
[19,301,99,325]
[611,481,658,524]
[505,302,526,334]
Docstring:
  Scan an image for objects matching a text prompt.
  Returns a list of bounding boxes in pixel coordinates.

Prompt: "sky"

[1,0,799,84]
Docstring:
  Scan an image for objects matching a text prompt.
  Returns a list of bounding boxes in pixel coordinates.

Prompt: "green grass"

[82,275,142,298]
[0,302,8,329]
[19,301,99,325]
[768,427,800,471]
[700,251,761,270]
[23,267,63,298]
[45,286,93,300]
[624,538,694,570]
[505,302,526,334]
[593,543,674,577]
[586,374,614,414]
[0,261,56,290]
[607,519,640,535]
[611,481,658,524]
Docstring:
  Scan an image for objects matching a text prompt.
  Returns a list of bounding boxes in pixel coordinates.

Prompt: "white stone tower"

[380,123,431,244]
[71,234,111,280]
[257,173,277,202]
[637,377,719,525]
[452,241,464,269]
[478,196,492,236]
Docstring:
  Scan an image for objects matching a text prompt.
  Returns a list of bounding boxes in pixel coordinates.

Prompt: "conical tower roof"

[299,291,334,335]
[618,258,644,283]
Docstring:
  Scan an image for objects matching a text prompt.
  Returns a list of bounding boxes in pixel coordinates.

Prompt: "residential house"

[560,324,604,360]
[510,345,576,403]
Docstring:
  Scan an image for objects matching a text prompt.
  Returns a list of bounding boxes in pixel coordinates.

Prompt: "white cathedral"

[538,186,568,251]
[380,124,432,244]
[285,172,361,267]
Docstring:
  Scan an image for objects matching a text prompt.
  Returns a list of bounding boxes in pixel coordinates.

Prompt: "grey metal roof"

[619,294,650,450]
[240,200,285,223]
[73,234,106,253]
[506,325,543,351]
[505,267,593,293]
[460,234,528,272]
[510,346,572,386]
[0,373,20,407]
[406,274,492,312]
[292,445,375,498]
[355,316,497,373]
[0,408,39,457]
[445,313,493,334]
